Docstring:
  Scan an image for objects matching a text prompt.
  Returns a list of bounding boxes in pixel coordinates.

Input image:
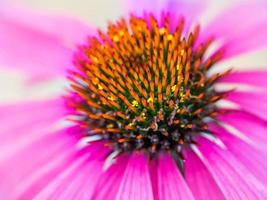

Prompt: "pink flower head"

[0,0,267,199]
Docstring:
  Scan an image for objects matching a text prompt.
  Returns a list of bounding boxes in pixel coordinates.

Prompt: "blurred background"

[20,0,123,27]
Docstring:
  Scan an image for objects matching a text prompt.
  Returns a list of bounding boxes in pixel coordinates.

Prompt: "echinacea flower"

[1,0,267,199]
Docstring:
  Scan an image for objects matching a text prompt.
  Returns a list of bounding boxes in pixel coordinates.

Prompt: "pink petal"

[0,6,93,80]
[92,154,130,200]
[226,91,267,121]
[0,98,67,160]
[30,143,109,200]
[184,150,225,200]
[156,154,194,200]
[0,98,108,199]
[1,130,81,200]
[149,159,159,200]
[115,152,154,200]
[218,110,267,145]
[0,5,94,48]
[220,70,267,89]
[0,98,64,197]
[210,124,267,184]
[0,120,109,199]
[222,23,267,58]
[199,1,267,58]
[196,137,267,199]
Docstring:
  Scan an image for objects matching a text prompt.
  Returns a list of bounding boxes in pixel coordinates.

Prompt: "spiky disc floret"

[68,14,227,157]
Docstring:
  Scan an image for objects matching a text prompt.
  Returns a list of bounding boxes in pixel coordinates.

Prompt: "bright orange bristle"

[68,14,228,157]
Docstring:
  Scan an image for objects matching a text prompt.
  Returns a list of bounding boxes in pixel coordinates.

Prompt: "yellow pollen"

[92,57,99,63]
[132,100,139,107]
[128,123,134,127]
[98,84,103,90]
[159,28,166,35]
[180,49,185,56]
[119,30,124,36]
[107,124,114,128]
[113,35,119,42]
[108,96,115,101]
[147,97,153,103]
[171,85,176,92]
[167,34,173,41]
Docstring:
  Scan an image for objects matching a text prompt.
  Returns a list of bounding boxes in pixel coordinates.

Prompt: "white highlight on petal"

[201,132,226,149]
[214,82,263,93]
[103,150,120,170]
[216,99,240,109]
[218,121,256,147]
[77,135,102,148]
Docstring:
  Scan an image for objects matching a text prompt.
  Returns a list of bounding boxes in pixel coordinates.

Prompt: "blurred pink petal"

[220,71,267,89]
[0,98,109,199]
[226,91,267,121]
[0,99,67,198]
[31,143,108,200]
[0,6,93,80]
[0,129,78,199]
[0,5,94,48]
[0,98,66,159]
[199,1,267,58]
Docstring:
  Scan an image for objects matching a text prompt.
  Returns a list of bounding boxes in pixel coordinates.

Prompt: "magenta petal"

[156,154,194,200]
[199,2,267,58]
[184,150,225,200]
[29,143,108,200]
[149,158,160,200]
[0,6,92,79]
[197,137,267,199]
[220,71,267,89]
[226,91,267,121]
[115,153,154,200]
[92,154,130,200]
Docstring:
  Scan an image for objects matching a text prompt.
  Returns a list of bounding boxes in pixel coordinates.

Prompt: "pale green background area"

[0,0,267,102]
[19,0,123,28]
